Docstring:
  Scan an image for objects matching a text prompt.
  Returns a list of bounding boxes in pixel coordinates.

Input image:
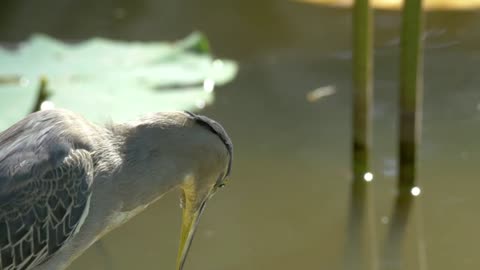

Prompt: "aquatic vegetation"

[0,32,237,131]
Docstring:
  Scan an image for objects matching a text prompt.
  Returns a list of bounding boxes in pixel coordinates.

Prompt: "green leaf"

[0,33,237,131]
[178,31,211,54]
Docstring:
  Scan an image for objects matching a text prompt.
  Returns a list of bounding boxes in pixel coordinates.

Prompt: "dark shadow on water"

[345,179,378,270]
[94,240,114,270]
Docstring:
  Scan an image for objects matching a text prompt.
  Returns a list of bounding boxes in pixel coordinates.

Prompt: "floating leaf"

[0,32,237,131]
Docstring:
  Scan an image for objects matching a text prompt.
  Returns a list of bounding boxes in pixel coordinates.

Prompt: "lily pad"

[0,32,237,131]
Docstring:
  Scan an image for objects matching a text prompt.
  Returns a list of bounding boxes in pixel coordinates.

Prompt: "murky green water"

[2,1,480,269]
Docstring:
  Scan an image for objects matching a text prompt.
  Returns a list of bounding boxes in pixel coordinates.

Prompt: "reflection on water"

[293,0,480,10]
[40,100,55,110]
[364,172,374,182]
[411,187,421,197]
[203,78,215,93]
[2,1,480,270]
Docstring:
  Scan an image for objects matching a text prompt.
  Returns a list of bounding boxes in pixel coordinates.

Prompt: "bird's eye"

[217,183,226,188]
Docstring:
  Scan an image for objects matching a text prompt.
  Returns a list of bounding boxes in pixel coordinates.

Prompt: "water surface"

[1,1,480,269]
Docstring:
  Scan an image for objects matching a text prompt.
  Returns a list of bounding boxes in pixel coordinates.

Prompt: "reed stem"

[382,1,424,269]
[346,0,377,269]
[31,77,51,112]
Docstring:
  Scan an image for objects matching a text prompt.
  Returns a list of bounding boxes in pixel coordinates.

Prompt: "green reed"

[347,0,378,269]
[382,0,425,269]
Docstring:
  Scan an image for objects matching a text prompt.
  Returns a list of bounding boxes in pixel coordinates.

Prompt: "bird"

[0,108,233,270]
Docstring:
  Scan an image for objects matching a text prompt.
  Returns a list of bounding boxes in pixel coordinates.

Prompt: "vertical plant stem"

[398,0,424,239]
[31,76,51,113]
[398,0,423,191]
[382,0,424,269]
[347,0,377,269]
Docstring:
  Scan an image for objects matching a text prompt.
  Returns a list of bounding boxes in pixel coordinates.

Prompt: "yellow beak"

[176,198,207,270]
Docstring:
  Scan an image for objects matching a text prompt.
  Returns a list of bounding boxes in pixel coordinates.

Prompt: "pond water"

[1,1,480,269]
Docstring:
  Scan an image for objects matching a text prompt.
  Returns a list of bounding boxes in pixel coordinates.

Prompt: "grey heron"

[0,109,233,270]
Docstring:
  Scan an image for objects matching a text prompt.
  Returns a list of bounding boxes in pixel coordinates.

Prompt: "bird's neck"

[106,123,190,213]
[114,157,185,212]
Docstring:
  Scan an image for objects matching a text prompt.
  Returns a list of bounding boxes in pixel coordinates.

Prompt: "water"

[2,1,480,269]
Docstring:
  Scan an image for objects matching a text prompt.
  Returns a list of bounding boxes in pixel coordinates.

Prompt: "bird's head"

[115,111,232,269]
[175,111,233,270]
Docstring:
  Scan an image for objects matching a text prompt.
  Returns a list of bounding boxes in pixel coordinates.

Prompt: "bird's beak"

[176,194,208,270]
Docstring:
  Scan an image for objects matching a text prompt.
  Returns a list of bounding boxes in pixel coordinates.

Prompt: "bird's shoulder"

[0,110,96,194]
[0,110,96,269]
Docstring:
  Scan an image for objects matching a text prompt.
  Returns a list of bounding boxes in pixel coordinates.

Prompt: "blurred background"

[1,0,480,269]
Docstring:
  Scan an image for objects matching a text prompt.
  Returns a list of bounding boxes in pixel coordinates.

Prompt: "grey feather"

[0,111,94,270]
